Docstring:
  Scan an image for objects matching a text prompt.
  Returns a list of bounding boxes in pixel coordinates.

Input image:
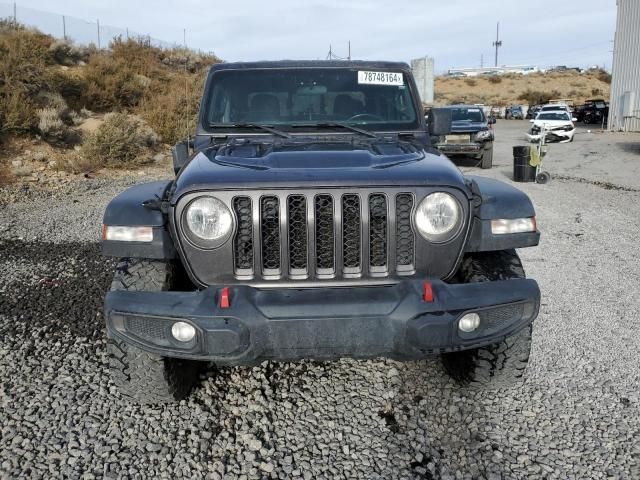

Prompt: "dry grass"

[435,70,611,106]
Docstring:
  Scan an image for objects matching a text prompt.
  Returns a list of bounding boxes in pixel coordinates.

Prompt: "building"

[608,0,640,132]
[446,65,539,77]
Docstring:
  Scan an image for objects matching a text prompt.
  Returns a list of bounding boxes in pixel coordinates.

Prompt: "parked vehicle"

[581,99,609,125]
[526,105,542,119]
[432,104,495,169]
[101,60,540,404]
[527,111,577,143]
[490,106,503,119]
[505,105,524,119]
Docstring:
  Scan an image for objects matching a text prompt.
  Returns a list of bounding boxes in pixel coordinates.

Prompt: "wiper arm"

[208,123,291,139]
[292,122,378,138]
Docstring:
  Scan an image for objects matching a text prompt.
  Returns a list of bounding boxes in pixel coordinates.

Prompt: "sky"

[3,0,617,72]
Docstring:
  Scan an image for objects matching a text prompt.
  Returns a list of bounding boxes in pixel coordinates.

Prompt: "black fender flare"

[464,176,540,252]
[102,181,177,259]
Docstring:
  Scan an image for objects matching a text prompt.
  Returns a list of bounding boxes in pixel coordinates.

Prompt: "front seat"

[333,94,364,119]
[249,94,280,122]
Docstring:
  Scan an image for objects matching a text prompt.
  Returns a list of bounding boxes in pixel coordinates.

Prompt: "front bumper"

[436,142,485,156]
[105,279,540,365]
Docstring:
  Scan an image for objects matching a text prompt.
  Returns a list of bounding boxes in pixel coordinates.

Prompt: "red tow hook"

[219,287,230,309]
[422,281,434,303]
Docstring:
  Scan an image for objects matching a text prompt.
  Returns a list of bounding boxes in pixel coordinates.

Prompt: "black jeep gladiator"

[102,61,540,404]
[431,105,496,169]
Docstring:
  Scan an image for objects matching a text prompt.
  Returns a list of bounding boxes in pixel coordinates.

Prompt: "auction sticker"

[358,71,404,86]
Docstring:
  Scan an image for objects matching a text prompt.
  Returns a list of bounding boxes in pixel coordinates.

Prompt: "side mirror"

[529,119,535,122]
[428,108,452,136]
[172,140,190,175]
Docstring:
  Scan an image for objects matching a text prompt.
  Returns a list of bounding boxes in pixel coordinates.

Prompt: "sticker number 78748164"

[357,71,404,86]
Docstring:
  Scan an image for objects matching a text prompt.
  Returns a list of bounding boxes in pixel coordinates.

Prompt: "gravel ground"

[1,121,639,479]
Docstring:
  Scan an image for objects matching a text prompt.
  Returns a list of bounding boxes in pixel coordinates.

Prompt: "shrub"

[596,69,612,84]
[78,113,157,170]
[518,89,553,105]
[48,39,87,65]
[37,107,65,135]
[0,89,37,133]
[464,78,477,87]
[488,76,502,84]
[139,74,204,144]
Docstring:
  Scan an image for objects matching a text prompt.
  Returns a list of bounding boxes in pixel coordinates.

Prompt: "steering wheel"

[347,113,384,122]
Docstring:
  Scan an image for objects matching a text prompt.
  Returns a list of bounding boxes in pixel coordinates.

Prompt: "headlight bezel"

[180,195,234,250]
[414,192,464,243]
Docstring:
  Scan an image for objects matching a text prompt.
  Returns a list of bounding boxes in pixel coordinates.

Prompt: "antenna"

[348,41,351,61]
[492,22,502,67]
[183,28,191,149]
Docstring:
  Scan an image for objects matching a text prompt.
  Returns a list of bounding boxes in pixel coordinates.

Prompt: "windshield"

[204,68,419,131]
[537,112,570,121]
[449,107,485,122]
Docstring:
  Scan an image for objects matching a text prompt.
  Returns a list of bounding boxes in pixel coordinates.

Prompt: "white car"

[527,111,577,143]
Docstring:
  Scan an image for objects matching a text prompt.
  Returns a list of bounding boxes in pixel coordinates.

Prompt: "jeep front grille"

[231,191,416,280]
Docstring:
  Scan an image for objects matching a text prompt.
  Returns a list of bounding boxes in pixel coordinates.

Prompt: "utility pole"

[62,15,66,40]
[97,19,101,49]
[348,41,351,61]
[492,22,502,67]
[13,2,16,27]
[481,54,484,68]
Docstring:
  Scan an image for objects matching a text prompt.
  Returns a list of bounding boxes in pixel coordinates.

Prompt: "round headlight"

[184,196,232,246]
[415,192,462,242]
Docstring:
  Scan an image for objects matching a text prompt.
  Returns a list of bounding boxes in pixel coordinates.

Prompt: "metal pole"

[492,22,502,67]
[97,19,100,49]
[348,41,351,61]
[62,15,66,40]
[126,27,129,40]
[13,2,16,27]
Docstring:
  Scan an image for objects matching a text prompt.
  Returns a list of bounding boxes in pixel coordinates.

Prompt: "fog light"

[171,321,196,342]
[459,313,481,333]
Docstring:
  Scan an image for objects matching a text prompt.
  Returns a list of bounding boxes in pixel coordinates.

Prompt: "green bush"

[518,89,553,105]
[78,113,157,170]
[488,76,502,84]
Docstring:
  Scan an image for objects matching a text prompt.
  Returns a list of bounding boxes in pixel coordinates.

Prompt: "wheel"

[441,250,533,388]
[108,259,199,404]
[536,171,551,184]
[480,144,493,169]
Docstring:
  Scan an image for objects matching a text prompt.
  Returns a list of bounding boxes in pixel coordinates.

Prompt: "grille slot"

[315,195,335,271]
[395,193,415,267]
[369,194,388,269]
[233,197,253,272]
[260,196,280,272]
[287,195,307,272]
[342,194,361,270]
[125,317,169,342]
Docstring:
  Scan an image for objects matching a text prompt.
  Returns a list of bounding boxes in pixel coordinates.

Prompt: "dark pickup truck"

[432,105,495,169]
[102,61,540,404]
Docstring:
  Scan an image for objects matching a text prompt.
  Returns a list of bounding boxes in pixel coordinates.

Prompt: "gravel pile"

[1,122,639,479]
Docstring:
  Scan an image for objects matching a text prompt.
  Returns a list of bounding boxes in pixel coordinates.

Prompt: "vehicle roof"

[209,60,411,72]
[442,104,484,109]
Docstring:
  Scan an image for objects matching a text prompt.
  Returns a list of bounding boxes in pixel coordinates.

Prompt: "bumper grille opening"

[369,194,388,269]
[233,197,253,272]
[261,196,281,273]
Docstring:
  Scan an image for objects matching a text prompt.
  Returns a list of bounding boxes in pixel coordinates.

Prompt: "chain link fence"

[0,2,180,49]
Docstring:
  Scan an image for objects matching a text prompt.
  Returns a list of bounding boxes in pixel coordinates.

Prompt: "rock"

[11,159,23,168]
[33,152,47,162]
[259,462,274,473]
[153,153,165,163]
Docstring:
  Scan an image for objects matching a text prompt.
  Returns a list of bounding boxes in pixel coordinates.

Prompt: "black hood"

[172,137,467,200]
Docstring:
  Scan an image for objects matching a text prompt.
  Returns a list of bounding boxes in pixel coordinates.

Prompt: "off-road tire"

[108,259,199,404]
[441,250,533,388]
[480,145,494,169]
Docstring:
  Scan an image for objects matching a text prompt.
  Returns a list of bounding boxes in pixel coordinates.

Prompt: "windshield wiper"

[209,123,291,139]
[292,122,378,138]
